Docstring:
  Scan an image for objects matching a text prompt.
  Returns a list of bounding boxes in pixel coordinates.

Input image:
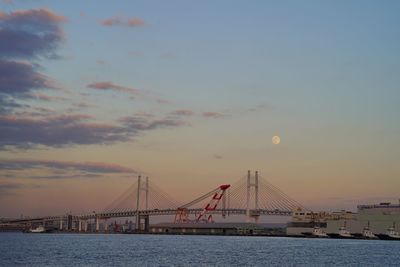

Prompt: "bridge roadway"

[5,208,292,224]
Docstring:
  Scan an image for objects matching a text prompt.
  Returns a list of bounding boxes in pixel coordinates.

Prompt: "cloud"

[202,112,224,118]
[214,154,223,159]
[135,111,154,118]
[0,8,66,114]
[0,113,186,149]
[0,114,127,148]
[27,92,68,102]
[0,60,54,95]
[101,16,144,27]
[0,96,26,114]
[72,101,93,109]
[0,159,135,173]
[170,109,195,116]
[0,60,56,112]
[0,8,66,59]
[127,17,145,27]
[157,98,171,104]
[87,81,140,94]
[247,103,271,112]
[120,116,187,131]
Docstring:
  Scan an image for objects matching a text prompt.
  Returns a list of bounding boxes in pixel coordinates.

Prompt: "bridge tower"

[135,175,150,231]
[246,170,260,223]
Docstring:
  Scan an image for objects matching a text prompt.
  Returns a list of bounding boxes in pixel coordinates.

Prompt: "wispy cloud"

[87,81,140,94]
[247,103,271,113]
[170,109,195,116]
[202,112,224,118]
[0,159,135,173]
[27,92,68,102]
[72,101,93,109]
[0,113,187,149]
[101,16,145,27]
[119,116,187,131]
[157,98,171,105]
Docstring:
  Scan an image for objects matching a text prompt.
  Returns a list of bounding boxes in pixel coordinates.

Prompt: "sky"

[0,0,400,218]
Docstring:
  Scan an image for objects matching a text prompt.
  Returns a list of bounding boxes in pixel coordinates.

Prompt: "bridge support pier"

[67,215,73,231]
[78,219,82,232]
[135,215,149,232]
[104,219,108,232]
[59,218,63,230]
[142,215,149,232]
[95,216,100,232]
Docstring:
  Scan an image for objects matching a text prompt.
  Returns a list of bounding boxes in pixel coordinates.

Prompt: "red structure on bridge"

[175,184,231,223]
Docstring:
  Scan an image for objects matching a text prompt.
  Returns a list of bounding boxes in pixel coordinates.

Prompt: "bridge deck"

[5,209,292,223]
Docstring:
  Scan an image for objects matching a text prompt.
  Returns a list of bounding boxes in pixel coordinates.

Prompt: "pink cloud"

[4,8,67,24]
[101,16,123,26]
[157,98,171,104]
[127,17,145,27]
[171,109,195,116]
[28,92,68,102]
[87,81,140,94]
[101,16,145,27]
[202,112,223,118]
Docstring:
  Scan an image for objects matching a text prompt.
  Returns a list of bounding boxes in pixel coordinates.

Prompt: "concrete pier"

[95,216,99,232]
[104,219,108,231]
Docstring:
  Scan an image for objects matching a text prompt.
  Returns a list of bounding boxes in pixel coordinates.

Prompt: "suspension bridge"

[4,170,306,232]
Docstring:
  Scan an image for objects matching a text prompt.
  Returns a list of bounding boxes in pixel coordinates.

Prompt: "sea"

[1,232,400,266]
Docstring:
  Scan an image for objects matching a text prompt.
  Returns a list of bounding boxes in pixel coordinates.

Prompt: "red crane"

[174,184,230,223]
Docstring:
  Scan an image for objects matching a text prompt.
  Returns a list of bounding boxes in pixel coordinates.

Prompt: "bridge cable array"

[103,178,181,213]
[101,172,307,220]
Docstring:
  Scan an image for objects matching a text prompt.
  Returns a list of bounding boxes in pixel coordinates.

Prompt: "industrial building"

[287,202,400,237]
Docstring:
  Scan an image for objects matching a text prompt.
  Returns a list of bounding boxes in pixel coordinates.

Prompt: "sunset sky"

[1,0,399,218]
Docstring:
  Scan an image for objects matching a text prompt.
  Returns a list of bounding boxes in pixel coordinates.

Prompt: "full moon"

[272,136,281,145]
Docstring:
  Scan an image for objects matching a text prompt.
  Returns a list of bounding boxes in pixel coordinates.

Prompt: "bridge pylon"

[246,170,260,223]
[135,175,149,230]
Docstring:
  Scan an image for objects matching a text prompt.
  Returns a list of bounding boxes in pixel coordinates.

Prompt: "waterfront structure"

[287,202,400,237]
[327,202,400,235]
[149,222,283,235]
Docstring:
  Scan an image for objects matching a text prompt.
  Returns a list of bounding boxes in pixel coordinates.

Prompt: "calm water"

[1,232,400,266]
